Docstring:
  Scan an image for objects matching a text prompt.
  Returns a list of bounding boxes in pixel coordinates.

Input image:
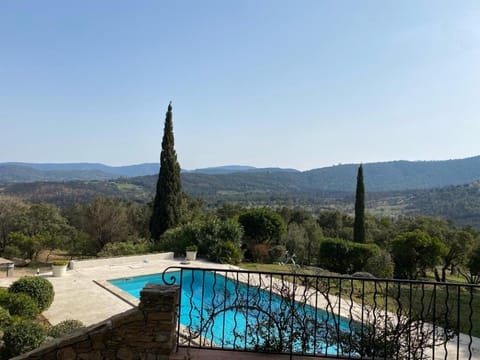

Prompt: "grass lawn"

[239,262,480,337]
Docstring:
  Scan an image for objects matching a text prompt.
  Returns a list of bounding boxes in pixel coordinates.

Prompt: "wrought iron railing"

[161,266,480,359]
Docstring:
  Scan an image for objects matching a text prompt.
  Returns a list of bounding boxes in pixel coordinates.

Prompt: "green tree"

[238,208,286,260]
[459,244,480,284]
[318,238,381,274]
[391,230,446,279]
[353,164,366,243]
[0,196,28,252]
[318,211,353,240]
[85,197,129,251]
[150,102,183,241]
[436,229,474,282]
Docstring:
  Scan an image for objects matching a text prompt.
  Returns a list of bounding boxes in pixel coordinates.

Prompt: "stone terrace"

[0,253,238,326]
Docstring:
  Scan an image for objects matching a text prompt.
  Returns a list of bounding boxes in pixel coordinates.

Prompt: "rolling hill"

[2,156,480,192]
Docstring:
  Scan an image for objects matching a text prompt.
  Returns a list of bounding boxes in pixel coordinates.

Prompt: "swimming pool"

[109,269,354,356]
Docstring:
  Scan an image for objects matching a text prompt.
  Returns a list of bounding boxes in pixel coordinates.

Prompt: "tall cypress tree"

[353,164,366,243]
[150,102,182,241]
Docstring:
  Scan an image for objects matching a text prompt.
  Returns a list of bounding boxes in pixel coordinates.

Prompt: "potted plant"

[185,245,198,261]
[51,260,68,277]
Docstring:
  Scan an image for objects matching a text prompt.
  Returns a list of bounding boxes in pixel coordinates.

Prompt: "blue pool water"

[109,270,354,355]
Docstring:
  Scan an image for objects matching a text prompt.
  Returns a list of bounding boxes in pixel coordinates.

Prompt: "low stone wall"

[72,252,174,269]
[12,284,180,360]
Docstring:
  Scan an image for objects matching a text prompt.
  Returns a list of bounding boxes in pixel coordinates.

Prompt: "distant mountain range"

[1,155,480,192]
[2,156,480,226]
[0,163,298,183]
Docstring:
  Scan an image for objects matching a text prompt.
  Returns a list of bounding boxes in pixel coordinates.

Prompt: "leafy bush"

[0,306,12,329]
[48,319,84,338]
[0,290,39,318]
[158,223,199,255]
[9,277,54,312]
[2,321,46,358]
[363,249,394,278]
[52,260,68,266]
[318,238,381,274]
[269,245,287,263]
[185,244,198,252]
[158,219,244,258]
[2,245,22,259]
[210,241,242,265]
[252,243,270,263]
[97,240,151,257]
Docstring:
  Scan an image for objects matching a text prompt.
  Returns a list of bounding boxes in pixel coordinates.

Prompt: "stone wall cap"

[141,283,179,294]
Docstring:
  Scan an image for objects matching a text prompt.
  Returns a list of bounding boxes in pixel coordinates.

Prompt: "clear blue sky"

[1,1,479,170]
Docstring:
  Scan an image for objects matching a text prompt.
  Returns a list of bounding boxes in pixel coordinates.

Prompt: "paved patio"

[0,253,237,326]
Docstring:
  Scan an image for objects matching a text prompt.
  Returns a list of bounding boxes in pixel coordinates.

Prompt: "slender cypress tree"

[353,164,366,243]
[150,102,182,241]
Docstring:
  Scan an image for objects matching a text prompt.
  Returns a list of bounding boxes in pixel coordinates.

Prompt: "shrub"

[269,245,287,263]
[185,244,198,252]
[2,321,46,358]
[210,241,242,265]
[318,238,352,273]
[48,319,84,338]
[2,245,23,259]
[0,291,39,318]
[363,249,394,278]
[318,238,381,274]
[97,240,151,257]
[252,243,270,263]
[52,260,68,266]
[158,224,199,255]
[9,277,54,312]
[0,306,12,329]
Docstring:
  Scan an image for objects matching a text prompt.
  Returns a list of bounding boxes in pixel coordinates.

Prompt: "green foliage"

[0,195,29,253]
[210,241,242,265]
[185,244,198,252]
[269,245,287,263]
[9,277,54,312]
[391,230,447,279]
[353,165,366,243]
[6,232,41,260]
[158,223,200,256]
[47,319,84,338]
[461,245,480,284]
[0,306,12,329]
[65,231,98,256]
[0,290,39,318]
[318,211,353,240]
[158,218,243,259]
[150,102,183,241]
[468,246,480,276]
[238,208,286,260]
[216,203,245,220]
[284,220,323,265]
[52,260,68,266]
[2,244,22,259]
[84,197,130,250]
[437,229,475,281]
[318,238,381,274]
[238,208,286,245]
[363,249,394,278]
[97,239,151,257]
[2,321,46,358]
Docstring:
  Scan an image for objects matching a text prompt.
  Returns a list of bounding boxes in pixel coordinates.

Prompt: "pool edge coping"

[94,279,140,307]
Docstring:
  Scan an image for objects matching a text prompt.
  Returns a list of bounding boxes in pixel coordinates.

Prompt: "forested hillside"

[2,155,480,191]
[2,174,480,227]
